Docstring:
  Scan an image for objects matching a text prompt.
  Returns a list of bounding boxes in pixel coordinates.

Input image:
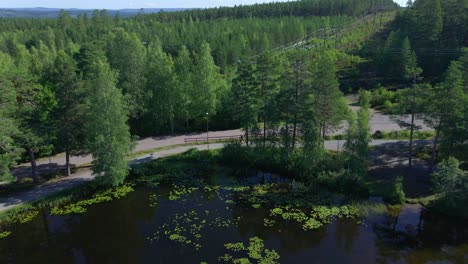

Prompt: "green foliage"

[107,28,147,118]
[370,86,399,113]
[386,176,406,204]
[267,205,360,231]
[0,231,11,239]
[84,58,131,186]
[0,204,39,225]
[50,184,134,215]
[371,0,465,78]
[372,130,434,140]
[169,185,199,201]
[346,90,371,177]
[430,157,468,218]
[220,237,280,264]
[311,55,348,136]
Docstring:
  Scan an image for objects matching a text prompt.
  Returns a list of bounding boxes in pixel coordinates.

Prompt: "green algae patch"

[267,205,360,231]
[220,237,280,264]
[0,231,11,239]
[50,184,134,215]
[169,185,199,201]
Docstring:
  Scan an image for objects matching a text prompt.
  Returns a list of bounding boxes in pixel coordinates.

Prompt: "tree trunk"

[27,147,39,184]
[246,127,249,146]
[430,127,442,171]
[408,112,415,168]
[170,116,175,135]
[65,147,71,177]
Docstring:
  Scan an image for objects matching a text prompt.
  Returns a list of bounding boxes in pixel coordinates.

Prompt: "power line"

[247,6,396,61]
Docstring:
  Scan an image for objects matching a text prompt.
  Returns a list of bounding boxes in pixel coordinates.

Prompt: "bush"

[429,157,468,218]
[385,176,406,204]
[370,86,398,113]
[220,143,256,168]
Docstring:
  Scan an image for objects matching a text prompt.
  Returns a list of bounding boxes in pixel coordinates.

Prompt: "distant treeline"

[150,0,398,21]
[0,8,188,18]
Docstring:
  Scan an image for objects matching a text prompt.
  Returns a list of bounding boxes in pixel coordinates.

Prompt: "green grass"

[324,130,435,141]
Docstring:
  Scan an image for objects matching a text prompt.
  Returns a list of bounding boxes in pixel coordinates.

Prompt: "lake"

[0,171,467,264]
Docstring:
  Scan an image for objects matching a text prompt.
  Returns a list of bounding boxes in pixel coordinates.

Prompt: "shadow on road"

[369,140,432,198]
[0,178,91,208]
[11,163,78,181]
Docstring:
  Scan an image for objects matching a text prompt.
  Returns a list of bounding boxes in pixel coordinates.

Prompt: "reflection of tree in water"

[335,219,359,253]
[372,207,468,264]
[0,209,74,263]
[231,204,327,253]
[66,189,157,263]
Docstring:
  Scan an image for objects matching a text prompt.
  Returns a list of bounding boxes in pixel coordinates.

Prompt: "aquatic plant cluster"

[0,207,39,239]
[0,231,11,239]
[219,236,280,264]
[149,188,241,251]
[50,184,134,215]
[169,185,199,201]
[144,173,365,262]
[267,205,360,231]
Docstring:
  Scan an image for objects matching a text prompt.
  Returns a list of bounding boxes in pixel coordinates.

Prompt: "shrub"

[430,157,468,218]
[385,176,406,204]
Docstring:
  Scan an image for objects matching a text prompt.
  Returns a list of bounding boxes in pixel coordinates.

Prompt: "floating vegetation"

[169,185,199,201]
[0,231,11,239]
[219,237,280,264]
[149,196,240,251]
[267,205,360,231]
[149,194,158,207]
[50,184,134,215]
[0,205,40,226]
[18,210,39,224]
[263,218,275,227]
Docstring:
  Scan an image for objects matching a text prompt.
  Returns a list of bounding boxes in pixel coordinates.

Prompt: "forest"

[0,0,467,262]
[0,0,467,209]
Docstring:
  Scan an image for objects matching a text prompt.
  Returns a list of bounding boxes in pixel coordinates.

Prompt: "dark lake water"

[0,171,467,264]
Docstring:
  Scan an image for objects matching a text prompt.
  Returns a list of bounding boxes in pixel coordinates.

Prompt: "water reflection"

[0,180,467,264]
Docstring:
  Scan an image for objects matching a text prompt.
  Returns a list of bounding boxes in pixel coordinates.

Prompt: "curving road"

[0,139,413,212]
[2,98,431,212]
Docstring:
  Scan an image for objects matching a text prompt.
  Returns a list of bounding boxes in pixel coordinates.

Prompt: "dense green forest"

[0,0,467,198]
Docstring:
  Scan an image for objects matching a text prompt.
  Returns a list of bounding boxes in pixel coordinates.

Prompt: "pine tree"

[396,37,424,167]
[310,55,348,139]
[50,51,85,176]
[255,51,280,145]
[425,61,465,170]
[411,0,443,46]
[231,59,259,145]
[0,52,20,182]
[14,78,55,184]
[84,59,131,186]
[288,49,309,149]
